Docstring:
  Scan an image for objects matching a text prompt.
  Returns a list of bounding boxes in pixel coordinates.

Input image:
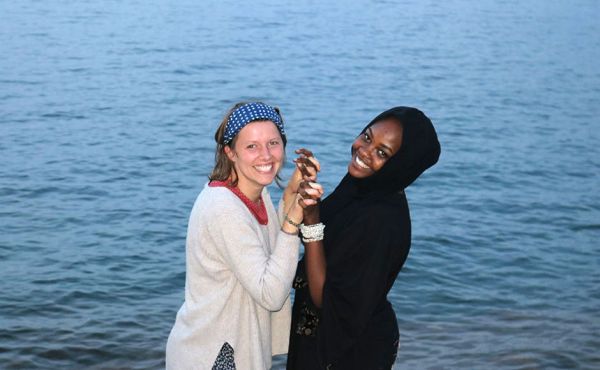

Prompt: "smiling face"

[348,118,404,178]
[225,120,285,200]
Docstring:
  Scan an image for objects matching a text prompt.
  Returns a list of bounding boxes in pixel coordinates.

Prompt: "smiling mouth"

[254,164,274,173]
[354,155,370,169]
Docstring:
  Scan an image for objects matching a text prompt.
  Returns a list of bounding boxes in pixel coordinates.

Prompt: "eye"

[377,149,388,159]
[362,132,370,142]
[268,139,281,147]
[246,144,257,149]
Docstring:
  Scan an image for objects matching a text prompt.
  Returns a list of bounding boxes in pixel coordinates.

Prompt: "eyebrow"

[242,137,281,144]
[367,127,393,152]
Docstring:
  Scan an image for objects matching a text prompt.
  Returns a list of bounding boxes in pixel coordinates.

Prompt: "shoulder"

[191,185,254,228]
[356,193,409,226]
[195,184,245,212]
[337,194,411,254]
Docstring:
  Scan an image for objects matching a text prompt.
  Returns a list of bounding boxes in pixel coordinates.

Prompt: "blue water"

[1,0,599,369]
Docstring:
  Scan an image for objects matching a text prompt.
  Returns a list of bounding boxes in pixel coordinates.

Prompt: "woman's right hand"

[283,149,320,220]
[294,148,320,183]
[285,149,320,195]
[282,181,324,234]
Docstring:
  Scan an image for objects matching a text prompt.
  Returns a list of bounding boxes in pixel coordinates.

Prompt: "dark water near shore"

[1,0,599,369]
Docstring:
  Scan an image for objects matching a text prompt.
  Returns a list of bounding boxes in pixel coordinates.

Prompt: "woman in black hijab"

[287,107,441,369]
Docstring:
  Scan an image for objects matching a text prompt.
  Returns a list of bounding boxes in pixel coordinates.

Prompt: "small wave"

[40,112,87,120]
[570,224,600,231]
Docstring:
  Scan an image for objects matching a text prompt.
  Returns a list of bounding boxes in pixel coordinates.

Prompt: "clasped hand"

[290,149,323,223]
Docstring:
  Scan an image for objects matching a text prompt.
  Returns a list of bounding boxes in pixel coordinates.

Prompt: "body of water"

[1,0,599,368]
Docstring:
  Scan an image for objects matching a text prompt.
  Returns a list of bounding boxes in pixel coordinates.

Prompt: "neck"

[230,175,263,203]
[238,184,263,203]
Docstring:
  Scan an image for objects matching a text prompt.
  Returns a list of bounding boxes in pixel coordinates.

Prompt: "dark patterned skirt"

[212,342,236,370]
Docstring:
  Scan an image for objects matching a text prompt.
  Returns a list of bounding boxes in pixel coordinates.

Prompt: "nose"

[259,145,272,159]
[357,145,370,162]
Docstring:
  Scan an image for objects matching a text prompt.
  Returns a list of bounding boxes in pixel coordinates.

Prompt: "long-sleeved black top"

[287,106,441,370]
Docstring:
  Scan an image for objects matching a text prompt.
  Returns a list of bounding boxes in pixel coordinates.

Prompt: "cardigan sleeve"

[316,209,410,366]
[211,204,300,312]
[277,194,287,225]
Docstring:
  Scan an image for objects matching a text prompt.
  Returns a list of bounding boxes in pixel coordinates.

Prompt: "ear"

[224,145,236,162]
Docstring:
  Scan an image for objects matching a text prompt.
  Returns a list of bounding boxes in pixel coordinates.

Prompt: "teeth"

[355,156,370,169]
[255,164,273,172]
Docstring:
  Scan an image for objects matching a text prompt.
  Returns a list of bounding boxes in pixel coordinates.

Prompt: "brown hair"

[209,102,287,187]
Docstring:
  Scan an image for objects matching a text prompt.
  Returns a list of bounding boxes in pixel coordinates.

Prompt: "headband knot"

[222,102,285,144]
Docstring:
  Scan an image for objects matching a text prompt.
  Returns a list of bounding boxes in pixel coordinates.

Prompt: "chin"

[257,172,278,185]
[347,164,364,179]
[254,177,273,186]
[347,164,358,177]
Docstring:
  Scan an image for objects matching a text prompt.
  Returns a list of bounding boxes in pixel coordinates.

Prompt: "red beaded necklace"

[209,181,268,225]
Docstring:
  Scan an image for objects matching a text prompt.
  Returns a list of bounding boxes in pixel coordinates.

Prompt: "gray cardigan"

[166,183,300,369]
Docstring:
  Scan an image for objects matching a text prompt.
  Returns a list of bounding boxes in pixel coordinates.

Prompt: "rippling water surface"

[1,0,599,369]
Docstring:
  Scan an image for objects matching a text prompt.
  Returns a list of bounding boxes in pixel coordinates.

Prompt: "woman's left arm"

[303,243,326,307]
[300,187,326,307]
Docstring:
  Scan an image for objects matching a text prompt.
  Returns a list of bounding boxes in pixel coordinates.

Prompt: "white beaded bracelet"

[300,222,325,243]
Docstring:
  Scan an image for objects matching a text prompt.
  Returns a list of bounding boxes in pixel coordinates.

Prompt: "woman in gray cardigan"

[166,102,322,369]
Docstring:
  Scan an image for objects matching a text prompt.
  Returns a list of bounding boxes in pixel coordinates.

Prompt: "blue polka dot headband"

[223,102,285,144]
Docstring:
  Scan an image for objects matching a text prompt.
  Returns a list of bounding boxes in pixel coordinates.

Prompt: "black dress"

[287,107,441,370]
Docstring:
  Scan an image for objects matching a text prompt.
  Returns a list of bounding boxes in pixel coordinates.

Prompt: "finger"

[305,156,321,171]
[298,188,310,199]
[299,189,315,201]
[300,181,321,190]
[295,148,314,158]
[293,157,315,166]
[301,182,323,198]
[296,191,313,207]
[301,198,318,207]
[299,163,311,178]
[296,193,307,208]
[303,188,320,197]
[298,181,311,191]
[301,189,323,202]
[296,158,318,177]
[293,161,312,179]
[294,150,320,169]
[296,157,317,169]
[307,182,324,193]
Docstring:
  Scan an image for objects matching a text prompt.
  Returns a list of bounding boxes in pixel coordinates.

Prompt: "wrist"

[303,211,320,225]
[284,183,296,195]
[284,214,301,228]
[286,196,304,217]
[281,213,301,235]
